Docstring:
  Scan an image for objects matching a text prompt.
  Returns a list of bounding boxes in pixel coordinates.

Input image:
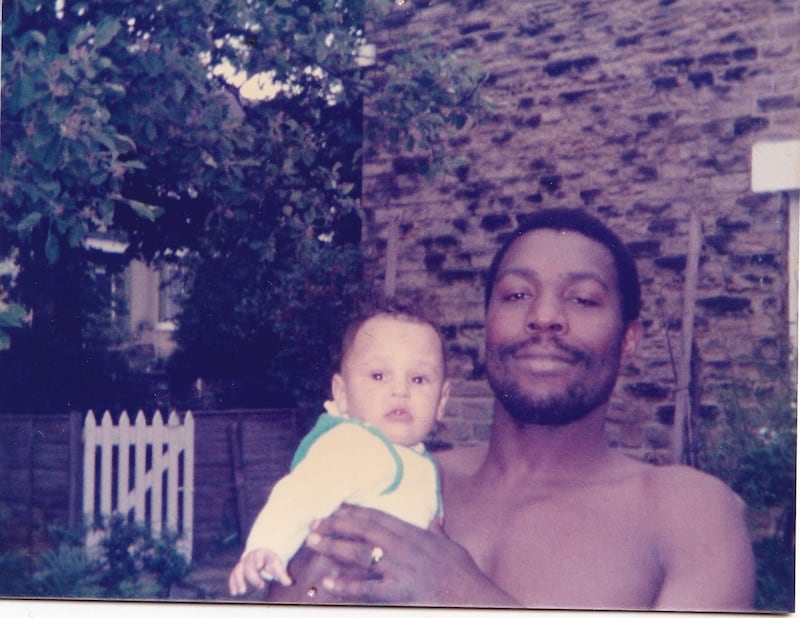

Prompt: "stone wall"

[361,0,799,461]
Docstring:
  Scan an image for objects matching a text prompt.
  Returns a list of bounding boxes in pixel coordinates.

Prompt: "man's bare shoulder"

[644,463,745,509]
[433,444,488,477]
[642,463,749,556]
[641,464,755,609]
[606,455,746,524]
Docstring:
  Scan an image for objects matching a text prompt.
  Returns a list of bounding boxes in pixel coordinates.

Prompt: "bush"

[753,538,795,612]
[0,514,190,600]
[694,355,796,612]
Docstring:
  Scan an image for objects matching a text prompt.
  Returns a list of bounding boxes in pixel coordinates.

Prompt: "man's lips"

[500,336,589,368]
[512,353,577,374]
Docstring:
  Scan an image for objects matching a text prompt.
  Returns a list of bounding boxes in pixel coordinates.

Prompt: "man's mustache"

[497,334,591,366]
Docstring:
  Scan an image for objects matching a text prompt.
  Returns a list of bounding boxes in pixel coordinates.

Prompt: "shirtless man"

[268,208,756,610]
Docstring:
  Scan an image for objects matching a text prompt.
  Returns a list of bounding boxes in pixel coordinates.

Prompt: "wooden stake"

[673,209,702,464]
[228,417,250,541]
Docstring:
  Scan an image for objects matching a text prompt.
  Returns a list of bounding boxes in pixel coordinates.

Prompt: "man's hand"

[304,504,517,606]
[228,547,292,596]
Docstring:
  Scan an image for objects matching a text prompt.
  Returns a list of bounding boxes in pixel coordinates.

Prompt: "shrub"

[0,514,190,600]
[694,355,796,611]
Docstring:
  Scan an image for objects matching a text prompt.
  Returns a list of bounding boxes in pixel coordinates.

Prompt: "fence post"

[134,410,147,522]
[82,411,97,525]
[166,411,180,534]
[151,411,165,539]
[99,411,114,515]
[118,411,131,519]
[182,412,195,559]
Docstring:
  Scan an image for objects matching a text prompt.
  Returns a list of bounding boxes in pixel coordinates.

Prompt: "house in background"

[84,234,182,364]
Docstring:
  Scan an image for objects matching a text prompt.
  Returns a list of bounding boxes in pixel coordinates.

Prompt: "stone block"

[643,423,672,449]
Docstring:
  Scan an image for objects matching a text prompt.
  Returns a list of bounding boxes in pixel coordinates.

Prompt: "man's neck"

[481,400,616,483]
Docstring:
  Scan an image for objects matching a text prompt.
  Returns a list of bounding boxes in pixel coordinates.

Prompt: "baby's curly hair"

[335,296,447,374]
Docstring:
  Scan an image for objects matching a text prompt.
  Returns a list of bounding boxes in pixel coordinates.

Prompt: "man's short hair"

[484,208,641,324]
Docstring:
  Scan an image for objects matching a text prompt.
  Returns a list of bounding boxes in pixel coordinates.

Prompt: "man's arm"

[651,466,755,611]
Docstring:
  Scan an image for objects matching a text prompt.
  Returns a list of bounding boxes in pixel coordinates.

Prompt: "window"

[158,260,187,330]
[751,139,800,352]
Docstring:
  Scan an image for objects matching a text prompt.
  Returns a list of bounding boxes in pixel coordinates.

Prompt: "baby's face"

[333,315,449,446]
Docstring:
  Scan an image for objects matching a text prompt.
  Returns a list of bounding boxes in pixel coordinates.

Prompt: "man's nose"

[526,294,567,334]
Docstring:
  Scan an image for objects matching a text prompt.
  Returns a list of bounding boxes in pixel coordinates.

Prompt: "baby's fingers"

[243,560,269,591]
[269,557,293,587]
[228,563,249,596]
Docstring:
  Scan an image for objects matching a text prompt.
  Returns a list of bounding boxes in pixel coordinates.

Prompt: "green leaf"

[145,121,158,141]
[18,212,43,235]
[126,199,164,222]
[67,221,88,248]
[0,304,27,329]
[174,81,186,102]
[36,136,62,172]
[104,82,126,95]
[69,24,95,49]
[28,30,47,47]
[94,131,118,157]
[45,228,60,264]
[90,171,109,186]
[15,75,40,110]
[142,53,165,75]
[115,134,137,154]
[94,18,121,49]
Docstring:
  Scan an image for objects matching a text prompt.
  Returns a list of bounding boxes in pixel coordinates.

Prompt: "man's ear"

[621,320,642,359]
[331,373,348,416]
[436,379,451,421]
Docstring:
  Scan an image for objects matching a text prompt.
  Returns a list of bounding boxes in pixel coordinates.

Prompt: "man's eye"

[371,372,384,381]
[504,291,529,302]
[572,296,599,307]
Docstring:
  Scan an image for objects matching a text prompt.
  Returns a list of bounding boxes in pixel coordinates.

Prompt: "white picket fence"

[82,410,194,560]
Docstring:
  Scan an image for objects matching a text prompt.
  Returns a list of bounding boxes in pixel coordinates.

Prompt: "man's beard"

[486,334,621,428]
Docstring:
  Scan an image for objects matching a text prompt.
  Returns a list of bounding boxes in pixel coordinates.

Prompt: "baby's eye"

[371,372,384,381]
[411,376,428,385]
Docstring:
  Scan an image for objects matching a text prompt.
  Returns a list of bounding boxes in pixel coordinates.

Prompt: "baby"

[228,303,450,595]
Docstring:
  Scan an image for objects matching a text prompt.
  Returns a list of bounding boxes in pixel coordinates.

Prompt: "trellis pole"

[673,209,702,464]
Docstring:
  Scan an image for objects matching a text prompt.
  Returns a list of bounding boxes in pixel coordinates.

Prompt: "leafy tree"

[1,0,487,411]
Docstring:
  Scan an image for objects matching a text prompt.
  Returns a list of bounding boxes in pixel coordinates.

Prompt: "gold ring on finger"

[369,545,384,567]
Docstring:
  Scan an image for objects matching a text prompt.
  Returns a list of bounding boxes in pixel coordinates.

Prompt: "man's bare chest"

[443,477,662,609]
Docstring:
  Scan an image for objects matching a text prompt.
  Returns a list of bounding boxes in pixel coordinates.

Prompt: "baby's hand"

[228,548,292,596]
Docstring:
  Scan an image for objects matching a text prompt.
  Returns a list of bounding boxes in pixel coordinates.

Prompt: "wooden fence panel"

[0,415,79,550]
[191,409,306,558]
